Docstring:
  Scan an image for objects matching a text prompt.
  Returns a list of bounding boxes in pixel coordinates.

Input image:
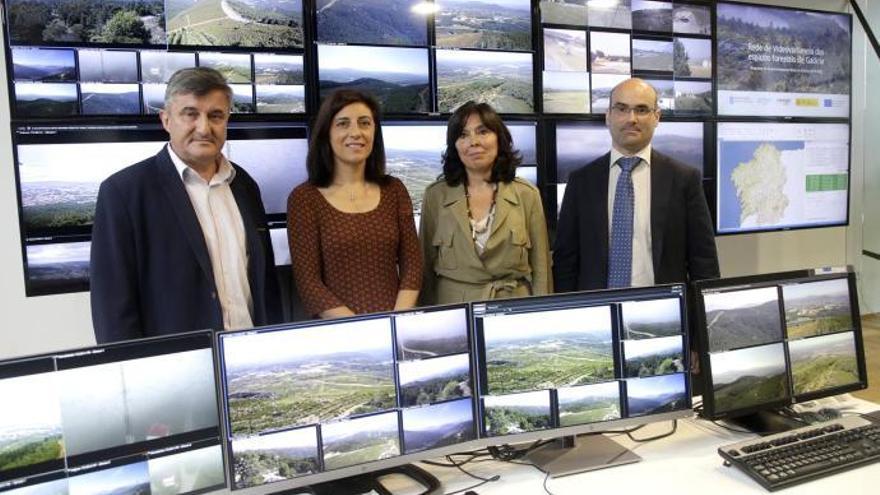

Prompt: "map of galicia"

[719,140,805,231]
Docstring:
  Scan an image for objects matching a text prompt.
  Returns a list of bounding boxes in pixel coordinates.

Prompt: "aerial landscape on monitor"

[398,353,471,407]
[557,381,622,426]
[710,343,788,413]
[789,331,859,396]
[320,412,400,471]
[436,0,531,51]
[166,0,303,48]
[620,298,681,340]
[7,0,166,45]
[783,278,853,339]
[483,391,552,436]
[623,335,684,378]
[402,398,474,453]
[232,428,319,488]
[224,323,396,436]
[704,287,783,352]
[0,373,64,474]
[483,307,614,395]
[316,0,425,45]
[626,372,687,416]
[437,49,533,113]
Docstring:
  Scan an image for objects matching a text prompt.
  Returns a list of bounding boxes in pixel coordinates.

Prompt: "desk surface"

[381,396,879,495]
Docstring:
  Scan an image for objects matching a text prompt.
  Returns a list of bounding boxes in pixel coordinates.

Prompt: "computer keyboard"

[717,415,880,491]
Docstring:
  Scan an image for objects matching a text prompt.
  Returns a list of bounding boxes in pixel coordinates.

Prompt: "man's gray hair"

[164,67,232,109]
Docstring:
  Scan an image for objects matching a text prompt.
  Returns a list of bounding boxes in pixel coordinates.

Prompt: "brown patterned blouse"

[287,177,423,317]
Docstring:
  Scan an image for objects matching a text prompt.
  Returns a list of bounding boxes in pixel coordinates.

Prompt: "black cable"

[626,420,678,442]
[420,453,501,495]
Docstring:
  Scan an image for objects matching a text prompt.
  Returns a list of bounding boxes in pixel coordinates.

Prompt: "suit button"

[211,292,217,299]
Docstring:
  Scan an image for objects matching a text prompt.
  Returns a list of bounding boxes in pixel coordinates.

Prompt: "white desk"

[384,396,879,495]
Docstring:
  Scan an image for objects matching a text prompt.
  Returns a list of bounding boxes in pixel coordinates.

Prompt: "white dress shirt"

[168,144,254,330]
[608,144,655,287]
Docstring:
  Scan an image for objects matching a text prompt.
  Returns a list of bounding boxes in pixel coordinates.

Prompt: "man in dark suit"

[90,67,281,343]
[554,78,719,291]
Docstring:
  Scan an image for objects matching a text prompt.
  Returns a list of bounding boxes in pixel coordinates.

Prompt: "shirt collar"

[610,144,652,170]
[167,143,236,185]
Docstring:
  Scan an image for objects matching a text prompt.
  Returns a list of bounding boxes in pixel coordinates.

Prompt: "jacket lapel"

[489,181,518,238]
[155,147,216,289]
[442,184,473,243]
[230,170,265,299]
[650,151,672,272]
[591,153,612,273]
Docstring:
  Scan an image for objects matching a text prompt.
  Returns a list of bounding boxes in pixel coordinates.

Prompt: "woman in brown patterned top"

[288,89,422,318]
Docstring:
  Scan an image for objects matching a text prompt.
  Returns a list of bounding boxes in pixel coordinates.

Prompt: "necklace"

[465,183,497,242]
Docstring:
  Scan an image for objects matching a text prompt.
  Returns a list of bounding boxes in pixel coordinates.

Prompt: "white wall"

[0,0,873,360]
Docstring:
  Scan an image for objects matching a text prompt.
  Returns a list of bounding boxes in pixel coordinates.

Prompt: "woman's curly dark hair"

[441,101,521,186]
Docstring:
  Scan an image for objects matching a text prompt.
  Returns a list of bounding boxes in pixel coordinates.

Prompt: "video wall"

[2,1,853,296]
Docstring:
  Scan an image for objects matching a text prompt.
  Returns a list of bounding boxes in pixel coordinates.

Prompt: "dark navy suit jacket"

[90,146,282,343]
[553,150,719,292]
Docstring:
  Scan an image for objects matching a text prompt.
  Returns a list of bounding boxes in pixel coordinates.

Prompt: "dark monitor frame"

[0,330,225,495]
[692,268,868,422]
[470,284,694,443]
[214,303,484,494]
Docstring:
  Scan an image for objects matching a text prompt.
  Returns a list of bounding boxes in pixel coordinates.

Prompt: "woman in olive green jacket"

[419,102,552,305]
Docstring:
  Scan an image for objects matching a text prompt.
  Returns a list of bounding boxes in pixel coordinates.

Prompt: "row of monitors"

[15,118,851,296]
[9,41,710,118]
[0,283,694,494]
[0,270,866,495]
[5,0,712,51]
[4,2,852,118]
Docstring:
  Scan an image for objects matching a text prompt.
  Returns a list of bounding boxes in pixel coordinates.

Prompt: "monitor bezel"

[692,269,867,421]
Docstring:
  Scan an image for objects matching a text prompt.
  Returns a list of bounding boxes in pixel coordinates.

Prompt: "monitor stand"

[724,410,805,436]
[293,464,443,495]
[525,434,642,477]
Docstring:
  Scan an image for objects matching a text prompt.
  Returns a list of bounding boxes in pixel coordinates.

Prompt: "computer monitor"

[0,331,225,495]
[470,284,692,475]
[692,269,867,432]
[215,304,478,493]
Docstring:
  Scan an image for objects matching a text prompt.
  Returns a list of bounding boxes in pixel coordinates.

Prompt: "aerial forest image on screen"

[436,0,531,51]
[7,0,167,45]
[710,343,789,413]
[482,305,614,396]
[717,4,850,96]
[703,287,783,353]
[222,318,396,437]
[782,278,853,339]
[0,373,64,476]
[166,0,303,48]
[789,331,859,397]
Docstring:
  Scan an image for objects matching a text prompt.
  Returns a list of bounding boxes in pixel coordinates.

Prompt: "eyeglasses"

[610,103,657,117]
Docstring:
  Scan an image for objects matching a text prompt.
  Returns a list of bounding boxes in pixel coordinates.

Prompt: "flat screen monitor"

[435,0,532,51]
[471,285,692,442]
[216,304,478,491]
[693,270,867,431]
[554,120,705,183]
[716,122,850,234]
[0,331,225,495]
[316,0,427,46]
[716,2,851,118]
[317,44,430,114]
[165,0,304,49]
[436,49,534,114]
[13,122,307,295]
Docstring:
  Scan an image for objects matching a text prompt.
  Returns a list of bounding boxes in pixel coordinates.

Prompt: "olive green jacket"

[419,177,552,305]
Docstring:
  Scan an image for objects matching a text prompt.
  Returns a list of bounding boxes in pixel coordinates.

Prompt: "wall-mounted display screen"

[11,47,76,82]
[166,0,304,49]
[6,0,167,46]
[555,120,704,182]
[78,49,139,83]
[436,0,532,51]
[0,332,224,495]
[316,0,427,46]
[716,122,849,234]
[632,1,673,33]
[12,122,307,295]
[674,36,711,78]
[590,31,631,75]
[318,44,430,113]
[588,0,633,30]
[436,49,533,114]
[673,3,711,35]
[632,38,673,73]
[198,52,253,83]
[716,2,851,118]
